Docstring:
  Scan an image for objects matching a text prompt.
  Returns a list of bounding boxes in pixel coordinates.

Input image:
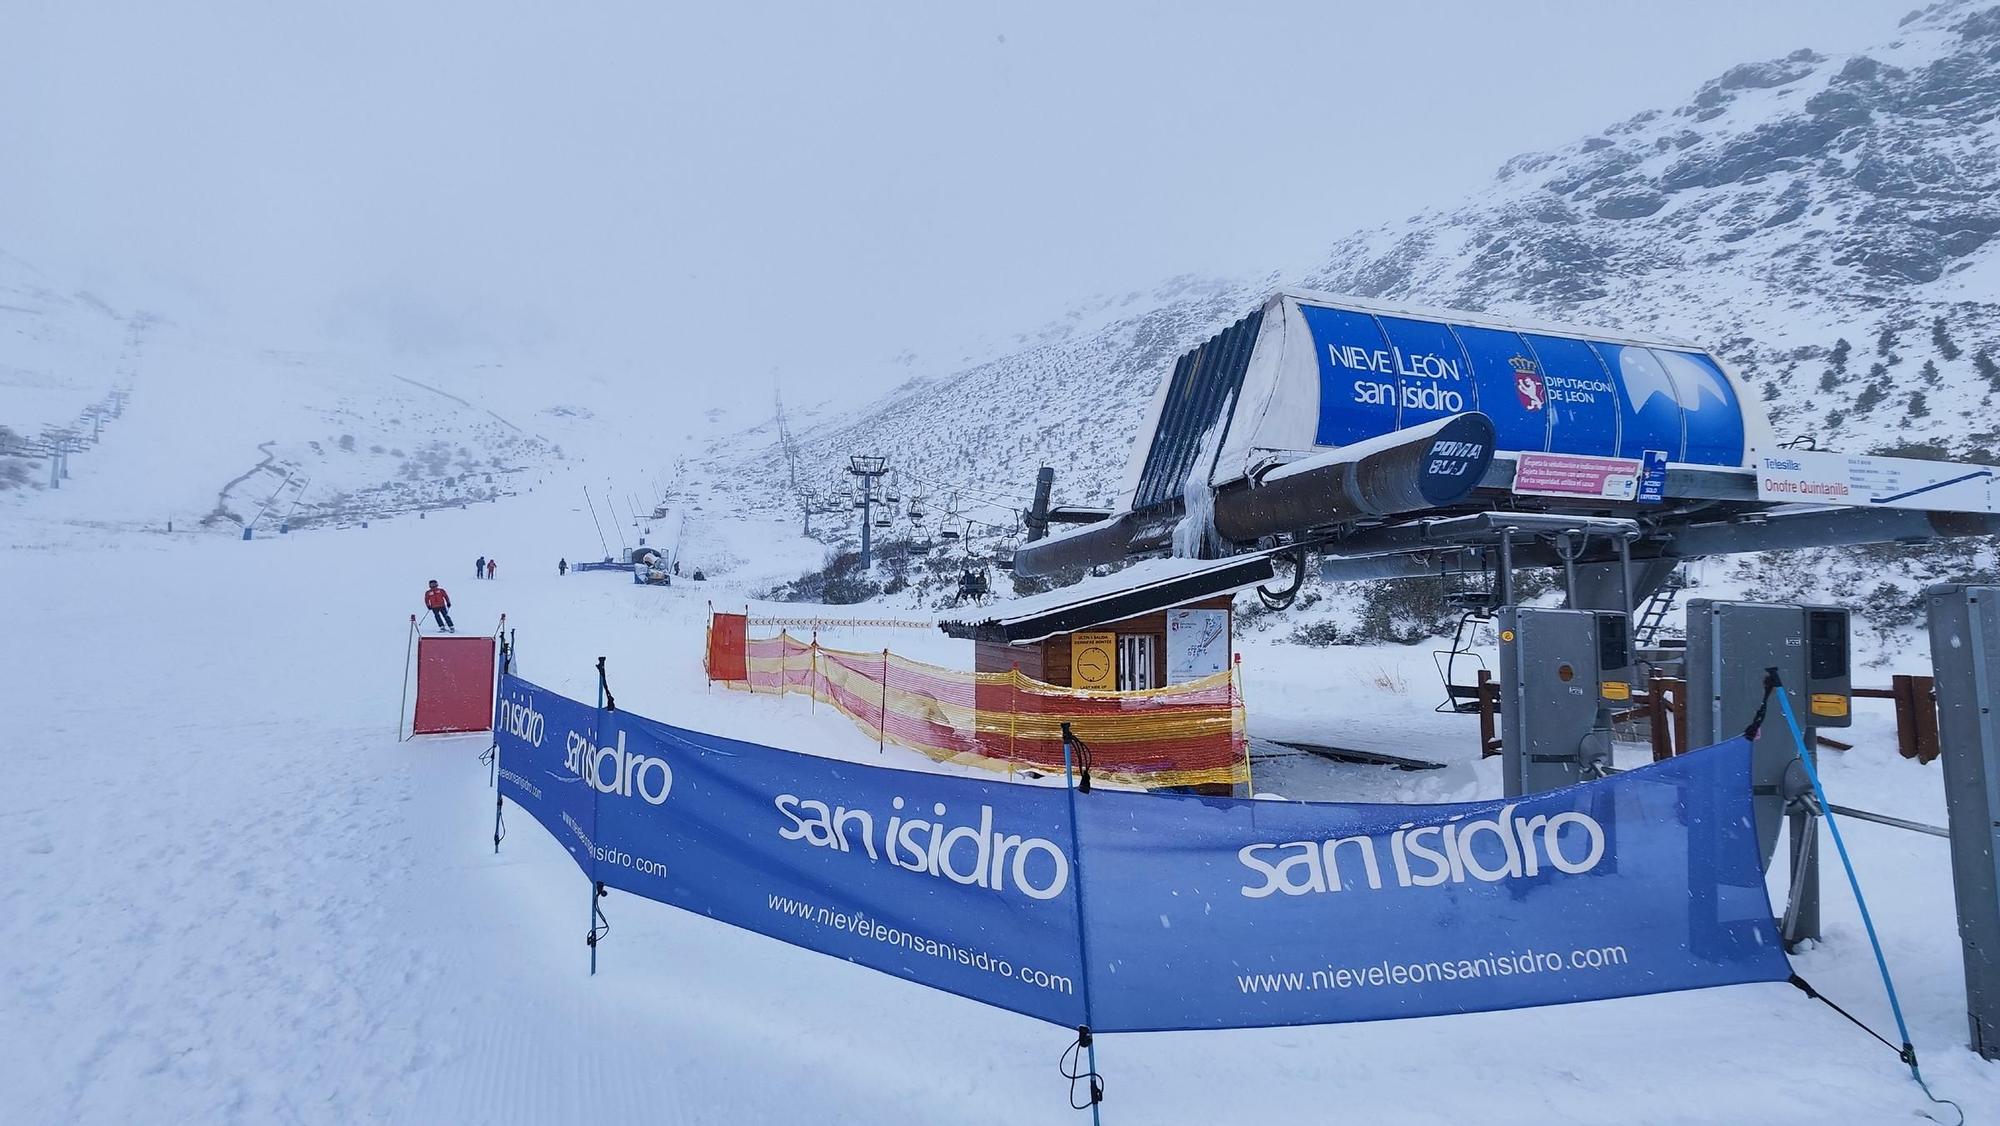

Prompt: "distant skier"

[476,555,486,579]
[487,558,498,579]
[424,580,455,632]
[558,558,568,576]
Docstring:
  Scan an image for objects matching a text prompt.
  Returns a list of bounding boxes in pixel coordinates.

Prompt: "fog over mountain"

[6,0,1982,611]
[741,2,1999,543]
[3,1,1913,411]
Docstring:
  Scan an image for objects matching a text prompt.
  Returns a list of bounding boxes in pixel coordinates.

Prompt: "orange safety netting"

[718,631,1248,789]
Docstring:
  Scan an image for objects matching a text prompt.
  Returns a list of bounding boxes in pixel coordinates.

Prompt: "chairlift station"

[972,289,2000,1059]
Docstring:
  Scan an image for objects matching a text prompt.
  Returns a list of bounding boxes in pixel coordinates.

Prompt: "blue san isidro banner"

[494,678,598,876]
[492,673,1789,1032]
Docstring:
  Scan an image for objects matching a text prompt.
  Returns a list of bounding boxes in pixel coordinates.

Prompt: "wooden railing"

[1475,673,1938,764]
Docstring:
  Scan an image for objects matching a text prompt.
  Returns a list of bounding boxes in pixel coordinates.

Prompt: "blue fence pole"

[1771,688,1918,1049]
[1062,723,1104,1125]
[489,648,504,851]
[589,657,614,976]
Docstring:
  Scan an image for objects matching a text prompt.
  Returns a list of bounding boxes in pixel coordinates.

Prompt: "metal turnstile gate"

[1686,600,1852,945]
[1498,607,1633,797]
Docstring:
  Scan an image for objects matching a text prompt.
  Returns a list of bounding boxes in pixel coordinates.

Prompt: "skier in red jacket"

[423,580,455,632]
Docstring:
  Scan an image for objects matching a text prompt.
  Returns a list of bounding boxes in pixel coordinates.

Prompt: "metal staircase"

[1634,580,1682,647]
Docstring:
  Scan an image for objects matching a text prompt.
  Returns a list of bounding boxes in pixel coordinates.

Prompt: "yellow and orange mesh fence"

[714,630,1248,789]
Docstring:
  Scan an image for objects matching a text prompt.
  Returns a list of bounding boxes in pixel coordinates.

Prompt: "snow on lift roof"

[937,554,1277,644]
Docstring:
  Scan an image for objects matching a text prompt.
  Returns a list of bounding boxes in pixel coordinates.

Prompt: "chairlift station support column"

[1925,583,2000,1061]
[847,455,889,571]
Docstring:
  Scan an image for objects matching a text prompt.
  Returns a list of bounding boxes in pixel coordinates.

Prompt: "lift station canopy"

[1013,289,2000,594]
[1119,289,1758,518]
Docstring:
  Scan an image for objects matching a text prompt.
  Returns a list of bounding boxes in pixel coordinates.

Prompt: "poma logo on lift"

[564,729,673,805]
[499,697,545,746]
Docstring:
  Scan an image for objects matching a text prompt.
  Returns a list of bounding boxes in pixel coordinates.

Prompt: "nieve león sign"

[493,673,1790,1033]
[1298,303,1747,467]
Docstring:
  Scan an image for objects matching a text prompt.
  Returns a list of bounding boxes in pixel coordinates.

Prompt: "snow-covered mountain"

[0,251,570,527]
[733,0,2000,545]
[0,248,765,531]
[0,248,135,439]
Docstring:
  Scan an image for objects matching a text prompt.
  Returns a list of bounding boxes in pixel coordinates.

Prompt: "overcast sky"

[2,1,1920,408]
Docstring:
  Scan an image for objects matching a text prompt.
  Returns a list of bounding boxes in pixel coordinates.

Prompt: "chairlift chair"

[1431,559,1499,714]
[955,568,991,605]
[1433,609,1496,714]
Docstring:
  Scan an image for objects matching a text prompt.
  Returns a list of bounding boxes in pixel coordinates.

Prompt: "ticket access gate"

[1686,601,1853,946]
[1497,607,1634,797]
[1926,583,2000,1061]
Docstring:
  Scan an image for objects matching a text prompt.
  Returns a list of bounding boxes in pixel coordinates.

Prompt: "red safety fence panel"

[413,635,498,735]
[1010,673,1245,788]
[708,612,749,682]
[713,619,1249,789]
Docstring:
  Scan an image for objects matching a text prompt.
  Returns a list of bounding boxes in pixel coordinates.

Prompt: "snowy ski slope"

[3,401,1997,1124]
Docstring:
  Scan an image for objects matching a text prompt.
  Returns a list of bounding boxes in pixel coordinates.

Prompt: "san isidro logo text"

[566,729,673,804]
[776,794,1070,900]
[499,695,545,746]
[1238,803,1606,898]
[498,694,673,805]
